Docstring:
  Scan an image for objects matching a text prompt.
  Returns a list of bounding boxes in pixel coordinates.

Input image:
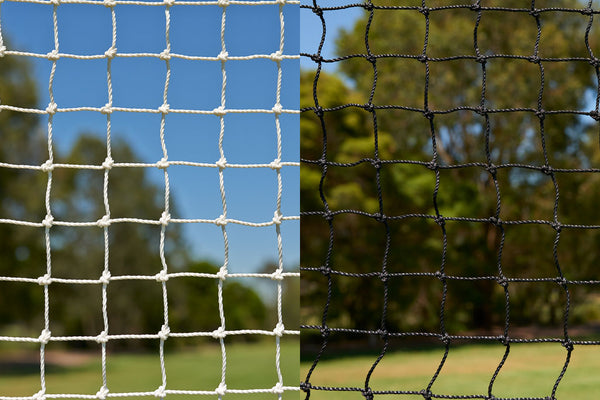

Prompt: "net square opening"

[107,223,162,277]
[168,164,222,220]
[111,57,165,109]
[110,111,164,163]
[51,167,105,222]
[1,2,54,54]
[57,4,112,56]
[0,168,46,222]
[226,58,278,109]
[53,58,108,109]
[106,279,163,336]
[114,5,165,54]
[386,217,442,275]
[164,113,221,164]
[224,167,278,222]
[0,224,45,279]
[380,163,435,216]
[485,59,540,110]
[51,225,103,280]
[501,223,557,279]
[226,4,282,56]
[225,224,280,274]
[436,166,498,219]
[428,60,481,111]
[169,58,222,110]
[477,9,538,56]
[170,5,221,57]
[48,282,103,338]
[222,113,278,164]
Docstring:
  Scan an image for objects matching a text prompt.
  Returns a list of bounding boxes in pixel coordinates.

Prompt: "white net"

[0,0,299,398]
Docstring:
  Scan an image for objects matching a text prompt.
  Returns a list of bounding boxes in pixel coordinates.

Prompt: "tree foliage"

[301,1,600,336]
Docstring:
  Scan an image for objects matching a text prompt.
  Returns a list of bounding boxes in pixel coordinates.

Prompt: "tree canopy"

[301,1,600,337]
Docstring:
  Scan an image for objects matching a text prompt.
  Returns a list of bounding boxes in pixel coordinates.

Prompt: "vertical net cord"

[38,3,60,398]
[97,2,117,400]
[216,2,229,398]
[273,1,286,398]
[301,3,332,399]
[156,2,173,399]
[361,2,391,399]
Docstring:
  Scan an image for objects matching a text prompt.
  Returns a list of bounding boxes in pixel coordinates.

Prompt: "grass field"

[0,339,299,400]
[301,343,600,399]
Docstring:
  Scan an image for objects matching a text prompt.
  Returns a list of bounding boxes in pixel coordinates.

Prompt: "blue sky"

[1,2,300,274]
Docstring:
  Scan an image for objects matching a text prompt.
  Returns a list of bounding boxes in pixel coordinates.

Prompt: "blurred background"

[300,0,600,398]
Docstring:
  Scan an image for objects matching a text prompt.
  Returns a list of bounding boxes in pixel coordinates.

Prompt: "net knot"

[323,211,334,221]
[163,0,175,7]
[320,325,330,337]
[469,4,481,12]
[440,333,451,345]
[434,215,445,227]
[0,45,7,57]
[99,270,111,285]
[270,50,283,62]
[540,165,552,175]
[46,102,58,115]
[312,6,323,16]
[95,330,109,343]
[159,211,171,226]
[376,328,388,338]
[104,47,117,58]
[155,269,169,282]
[215,157,227,169]
[535,109,546,120]
[589,110,600,121]
[272,381,284,394]
[39,329,51,345]
[475,55,487,64]
[37,274,52,286]
[216,266,228,280]
[33,390,47,400]
[273,322,285,337]
[213,106,227,117]
[272,103,283,115]
[500,335,509,346]
[272,211,283,225]
[309,53,323,63]
[154,385,166,399]
[529,8,540,18]
[434,270,445,281]
[426,161,437,170]
[158,324,170,340]
[589,57,600,68]
[211,326,226,339]
[374,213,387,223]
[217,50,229,61]
[314,106,324,117]
[269,158,282,170]
[486,164,497,176]
[551,221,562,232]
[102,156,114,170]
[417,54,428,63]
[370,159,382,169]
[418,6,430,16]
[100,103,112,115]
[42,214,54,228]
[41,159,54,172]
[103,0,116,7]
[271,268,284,280]
[555,276,567,287]
[47,49,60,61]
[528,55,541,64]
[362,388,374,400]
[496,276,508,288]
[580,7,594,16]
[320,265,331,275]
[50,0,60,6]
[96,387,109,400]
[96,215,111,228]
[365,55,376,64]
[379,272,389,282]
[215,383,227,396]
[363,103,375,113]
[423,110,434,120]
[156,157,170,169]
[159,49,171,60]
[300,381,311,392]
[420,389,433,400]
[562,338,574,351]
[488,216,501,226]
[158,103,170,115]
[217,0,229,7]
[474,105,487,115]
[214,214,228,226]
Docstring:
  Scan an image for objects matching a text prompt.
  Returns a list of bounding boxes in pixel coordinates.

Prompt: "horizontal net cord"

[0,0,299,6]
[0,160,300,171]
[0,104,300,115]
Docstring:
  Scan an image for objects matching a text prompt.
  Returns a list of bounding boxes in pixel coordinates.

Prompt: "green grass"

[0,339,299,400]
[301,343,600,399]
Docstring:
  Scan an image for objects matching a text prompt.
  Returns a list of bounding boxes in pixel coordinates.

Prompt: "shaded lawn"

[301,343,600,399]
[0,339,299,400]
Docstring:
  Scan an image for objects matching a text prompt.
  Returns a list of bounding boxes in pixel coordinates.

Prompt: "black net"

[300,1,600,399]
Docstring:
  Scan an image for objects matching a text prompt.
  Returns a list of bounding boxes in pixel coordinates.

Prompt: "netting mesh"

[301,1,600,399]
[0,0,299,398]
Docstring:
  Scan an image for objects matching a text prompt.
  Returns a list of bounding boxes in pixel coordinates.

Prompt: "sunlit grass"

[301,343,600,399]
[0,339,299,400]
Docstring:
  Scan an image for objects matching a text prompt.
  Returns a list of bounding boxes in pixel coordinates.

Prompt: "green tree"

[301,0,600,335]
